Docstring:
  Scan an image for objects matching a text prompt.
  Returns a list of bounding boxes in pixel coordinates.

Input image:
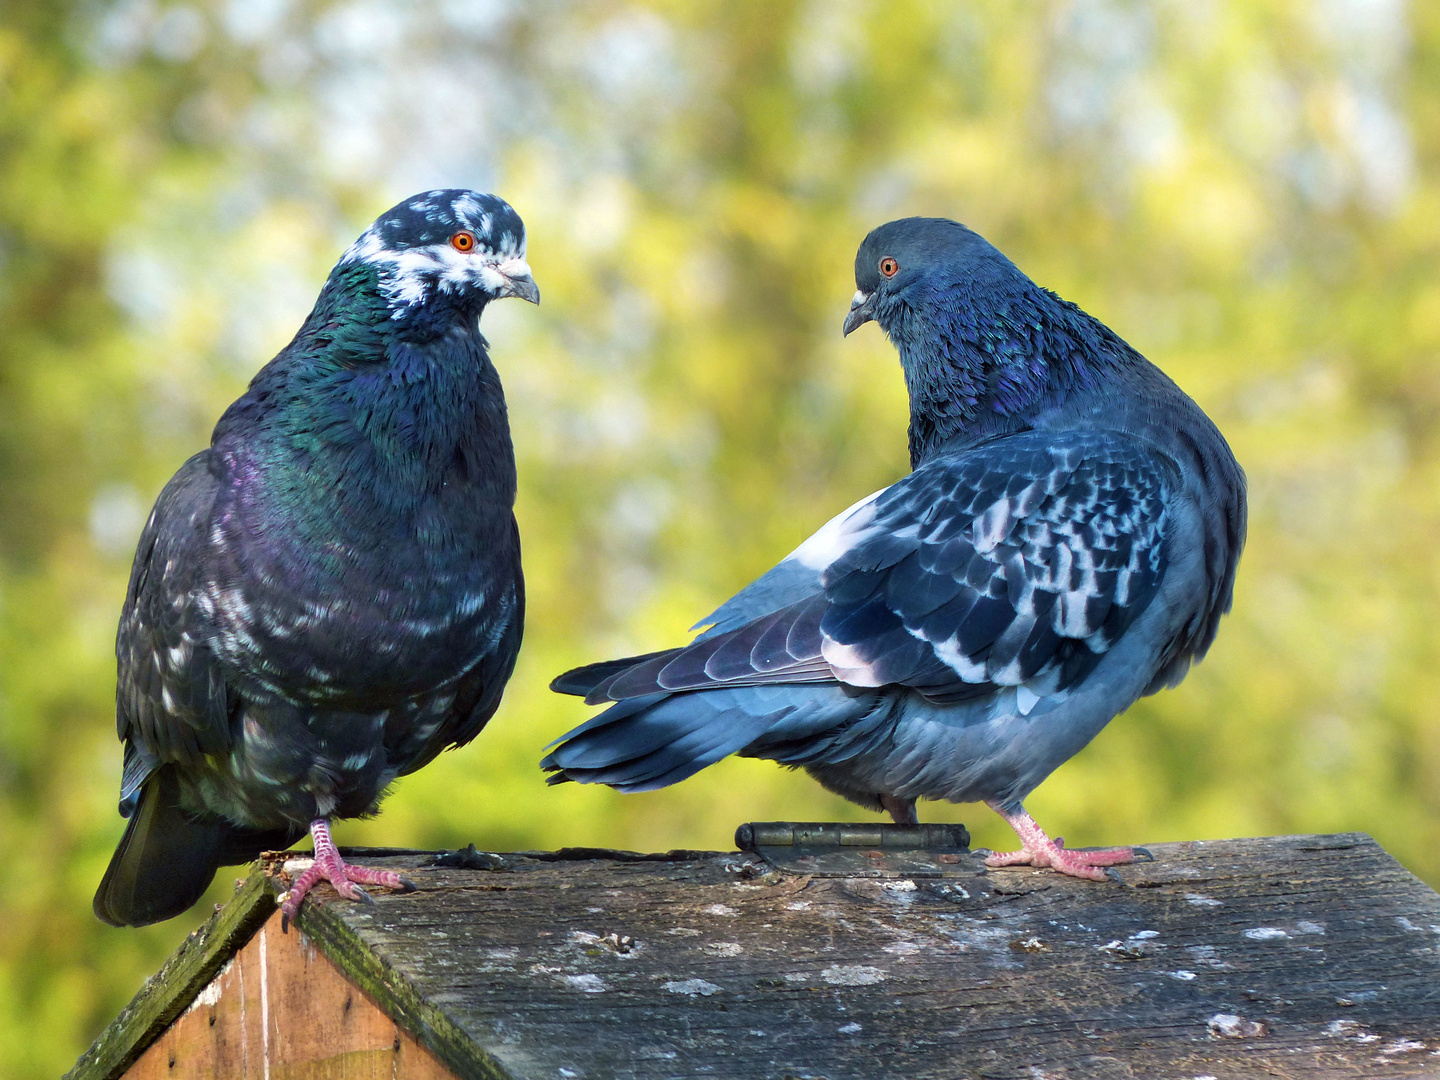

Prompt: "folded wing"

[115,452,235,812]
[561,429,1173,709]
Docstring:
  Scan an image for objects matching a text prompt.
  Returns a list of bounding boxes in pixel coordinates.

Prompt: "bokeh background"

[4,0,1440,1074]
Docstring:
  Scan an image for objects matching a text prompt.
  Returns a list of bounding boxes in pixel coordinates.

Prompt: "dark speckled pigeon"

[95,190,537,927]
[544,217,1245,880]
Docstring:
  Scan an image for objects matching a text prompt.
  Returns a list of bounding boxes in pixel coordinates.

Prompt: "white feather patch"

[787,489,885,572]
[926,635,989,683]
[821,638,884,686]
[972,496,1013,553]
[340,207,527,316]
[1016,684,1040,715]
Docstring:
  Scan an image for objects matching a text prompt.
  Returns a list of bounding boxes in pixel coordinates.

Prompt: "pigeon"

[94,189,538,927]
[543,217,1244,880]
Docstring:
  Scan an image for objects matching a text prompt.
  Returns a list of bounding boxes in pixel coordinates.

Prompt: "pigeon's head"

[842,217,1111,463]
[842,217,1021,339]
[340,189,539,321]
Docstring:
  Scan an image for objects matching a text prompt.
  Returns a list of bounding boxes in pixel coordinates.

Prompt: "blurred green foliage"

[2,0,1439,1074]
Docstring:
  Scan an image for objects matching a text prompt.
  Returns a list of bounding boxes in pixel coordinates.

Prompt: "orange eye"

[879,256,899,278]
[450,231,477,252]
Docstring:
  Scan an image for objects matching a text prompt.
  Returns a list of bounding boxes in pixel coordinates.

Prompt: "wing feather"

[581,430,1172,708]
[115,453,235,803]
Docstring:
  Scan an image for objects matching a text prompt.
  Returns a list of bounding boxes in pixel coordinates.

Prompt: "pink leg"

[278,819,415,929]
[983,802,1133,882]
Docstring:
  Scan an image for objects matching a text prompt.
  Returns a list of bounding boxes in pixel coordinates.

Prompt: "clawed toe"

[982,802,1138,883]
[278,819,416,930]
[1048,853,1114,882]
[984,843,1132,881]
[1067,846,1135,867]
[983,848,1037,868]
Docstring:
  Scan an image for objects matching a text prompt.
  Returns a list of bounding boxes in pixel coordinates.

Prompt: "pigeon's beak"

[842,289,875,336]
[495,257,541,304]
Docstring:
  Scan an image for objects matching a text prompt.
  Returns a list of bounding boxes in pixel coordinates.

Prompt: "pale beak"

[496,257,540,304]
[842,289,875,336]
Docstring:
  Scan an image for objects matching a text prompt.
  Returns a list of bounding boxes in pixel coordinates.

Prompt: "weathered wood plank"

[272,833,1440,1080]
[70,834,1440,1080]
[64,872,277,1080]
[125,910,455,1080]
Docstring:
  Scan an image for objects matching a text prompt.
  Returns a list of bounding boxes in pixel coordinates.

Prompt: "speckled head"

[341,189,539,318]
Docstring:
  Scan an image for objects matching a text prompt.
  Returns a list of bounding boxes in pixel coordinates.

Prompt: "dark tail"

[94,767,301,927]
[550,649,677,697]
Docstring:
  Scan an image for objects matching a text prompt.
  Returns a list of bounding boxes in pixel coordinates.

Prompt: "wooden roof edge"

[61,843,723,1080]
[277,857,514,1080]
[64,867,279,1080]
[67,832,1430,1080]
[263,844,732,1080]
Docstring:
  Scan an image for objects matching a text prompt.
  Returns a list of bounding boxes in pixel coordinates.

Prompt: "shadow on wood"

[68,833,1440,1079]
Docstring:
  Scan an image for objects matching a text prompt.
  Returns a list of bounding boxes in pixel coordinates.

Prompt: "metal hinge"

[734,821,976,879]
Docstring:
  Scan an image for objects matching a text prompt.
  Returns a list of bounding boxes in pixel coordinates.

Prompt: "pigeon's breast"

[200,462,520,705]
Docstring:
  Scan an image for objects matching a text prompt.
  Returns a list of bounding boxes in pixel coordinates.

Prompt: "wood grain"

[124,911,454,1080]
[65,872,276,1080]
[282,834,1440,1079]
[70,833,1440,1080]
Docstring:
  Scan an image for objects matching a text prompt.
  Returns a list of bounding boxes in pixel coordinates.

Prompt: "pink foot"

[278,819,415,929]
[983,802,1134,882]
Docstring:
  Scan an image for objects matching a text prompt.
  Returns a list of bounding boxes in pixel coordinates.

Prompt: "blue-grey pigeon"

[543,217,1244,880]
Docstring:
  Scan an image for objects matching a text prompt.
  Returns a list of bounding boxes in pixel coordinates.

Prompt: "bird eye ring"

[450,231,477,252]
[879,256,899,278]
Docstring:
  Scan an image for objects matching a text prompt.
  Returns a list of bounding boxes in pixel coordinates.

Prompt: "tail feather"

[94,767,223,927]
[542,692,771,790]
[94,767,302,927]
[550,650,677,697]
[542,684,886,793]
